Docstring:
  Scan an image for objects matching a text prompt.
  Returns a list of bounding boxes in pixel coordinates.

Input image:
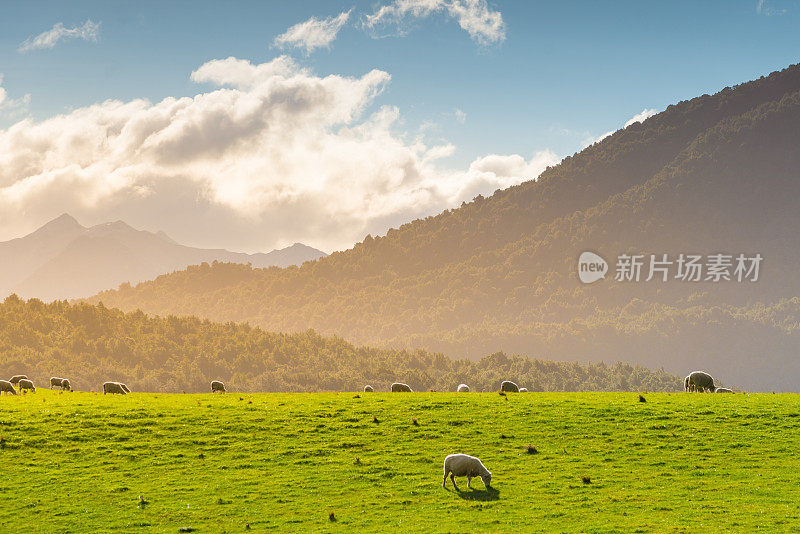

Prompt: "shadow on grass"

[450,486,500,501]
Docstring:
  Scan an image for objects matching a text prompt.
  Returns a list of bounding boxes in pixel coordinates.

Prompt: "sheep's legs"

[467,476,472,489]
[442,471,448,488]
[450,473,460,491]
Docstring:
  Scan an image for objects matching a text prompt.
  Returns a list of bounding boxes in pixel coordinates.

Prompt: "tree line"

[0,296,680,393]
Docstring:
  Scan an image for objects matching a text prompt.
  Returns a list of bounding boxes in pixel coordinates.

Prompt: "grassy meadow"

[1,390,799,532]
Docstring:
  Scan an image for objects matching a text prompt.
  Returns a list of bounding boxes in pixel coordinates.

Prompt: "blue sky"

[0,0,798,252]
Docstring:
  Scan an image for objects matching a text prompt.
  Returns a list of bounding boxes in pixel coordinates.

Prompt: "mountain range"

[90,62,800,391]
[0,214,326,301]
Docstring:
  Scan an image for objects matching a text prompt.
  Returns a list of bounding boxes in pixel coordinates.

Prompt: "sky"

[1,0,799,253]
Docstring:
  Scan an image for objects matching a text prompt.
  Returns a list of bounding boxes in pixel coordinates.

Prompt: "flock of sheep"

[1,372,733,396]
[364,380,529,393]
[0,375,132,395]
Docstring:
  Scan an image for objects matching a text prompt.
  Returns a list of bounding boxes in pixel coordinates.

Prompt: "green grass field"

[1,390,799,533]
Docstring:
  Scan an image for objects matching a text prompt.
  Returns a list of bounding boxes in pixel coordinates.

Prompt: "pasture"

[1,391,798,532]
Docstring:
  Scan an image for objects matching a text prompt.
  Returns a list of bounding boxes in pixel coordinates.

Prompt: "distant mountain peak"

[29,213,85,238]
[44,212,83,229]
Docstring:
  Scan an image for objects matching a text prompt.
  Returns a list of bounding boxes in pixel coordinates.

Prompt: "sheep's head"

[481,472,492,488]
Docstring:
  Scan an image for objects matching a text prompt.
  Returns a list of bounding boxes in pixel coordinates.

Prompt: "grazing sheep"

[211,380,226,393]
[442,453,492,491]
[119,383,131,393]
[687,371,716,392]
[50,377,65,389]
[457,384,470,392]
[18,379,36,393]
[9,375,27,385]
[715,387,734,393]
[103,382,127,395]
[500,380,519,393]
[391,382,413,392]
[519,387,528,393]
[0,380,18,395]
[61,379,71,391]
[364,385,374,392]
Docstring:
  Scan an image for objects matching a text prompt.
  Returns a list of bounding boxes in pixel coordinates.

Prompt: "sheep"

[363,385,374,392]
[211,380,226,393]
[391,382,413,392]
[457,384,470,392]
[519,387,528,392]
[686,371,716,392]
[0,380,18,395]
[715,387,734,393]
[500,380,519,393]
[18,379,36,393]
[442,453,492,491]
[50,377,65,389]
[103,382,127,395]
[61,379,71,391]
[9,375,27,385]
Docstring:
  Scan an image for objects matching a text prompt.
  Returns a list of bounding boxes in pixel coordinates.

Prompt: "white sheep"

[18,379,36,393]
[364,385,374,392]
[500,380,519,393]
[715,387,734,393]
[442,453,492,490]
[391,382,413,392]
[0,380,18,395]
[457,384,470,392]
[211,380,226,393]
[519,387,528,392]
[50,377,65,389]
[686,371,716,392]
[9,375,27,385]
[103,382,127,395]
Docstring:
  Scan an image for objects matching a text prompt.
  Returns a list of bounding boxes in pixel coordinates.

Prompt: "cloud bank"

[0,56,554,252]
[273,10,351,54]
[363,0,505,45]
[18,19,100,52]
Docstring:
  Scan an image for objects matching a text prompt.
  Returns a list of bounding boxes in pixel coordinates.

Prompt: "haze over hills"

[0,214,326,301]
[90,63,800,391]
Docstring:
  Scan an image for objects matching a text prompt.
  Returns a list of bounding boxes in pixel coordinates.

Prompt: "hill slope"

[90,63,800,391]
[0,214,327,300]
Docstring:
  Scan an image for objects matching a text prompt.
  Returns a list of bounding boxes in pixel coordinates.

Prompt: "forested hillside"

[0,296,678,393]
[89,63,800,391]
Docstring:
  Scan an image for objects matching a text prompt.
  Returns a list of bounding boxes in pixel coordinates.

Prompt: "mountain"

[0,215,326,301]
[0,296,679,393]
[89,63,800,391]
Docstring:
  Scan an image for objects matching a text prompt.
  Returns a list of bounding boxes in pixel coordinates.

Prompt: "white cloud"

[454,108,467,123]
[465,151,558,188]
[756,0,787,16]
[0,75,31,115]
[18,19,100,52]
[582,107,659,148]
[0,56,553,253]
[624,108,657,127]
[273,10,351,54]
[363,0,505,45]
